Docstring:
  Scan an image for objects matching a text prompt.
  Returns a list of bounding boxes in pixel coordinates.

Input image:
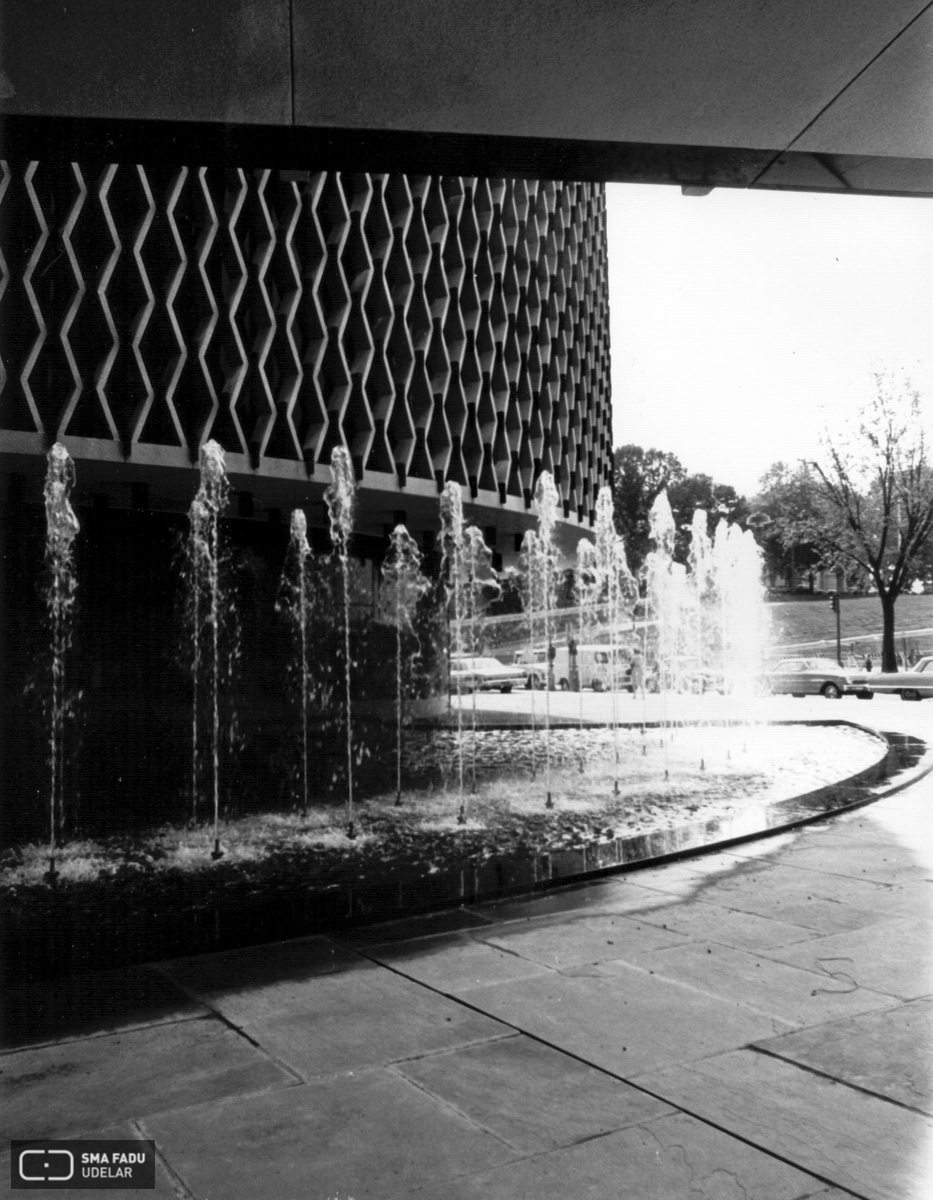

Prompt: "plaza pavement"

[3,693,933,1199]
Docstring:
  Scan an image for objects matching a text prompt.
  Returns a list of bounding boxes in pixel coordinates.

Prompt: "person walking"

[630,649,646,698]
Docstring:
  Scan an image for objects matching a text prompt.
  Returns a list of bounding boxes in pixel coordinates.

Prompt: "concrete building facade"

[0,162,611,554]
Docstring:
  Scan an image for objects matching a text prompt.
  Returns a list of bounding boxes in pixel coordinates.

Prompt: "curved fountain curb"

[565,718,932,884]
[399,719,925,902]
[4,720,928,980]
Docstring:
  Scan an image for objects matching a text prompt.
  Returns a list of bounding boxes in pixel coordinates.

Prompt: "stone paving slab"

[158,934,370,1004]
[679,862,897,935]
[631,895,824,952]
[455,961,793,1078]
[728,835,933,886]
[395,1033,673,1153]
[468,876,676,925]
[361,931,553,991]
[755,915,933,1001]
[615,939,899,1027]
[0,1016,296,1142]
[0,965,207,1050]
[142,1066,519,1200]
[408,1110,841,1200]
[638,1047,933,1200]
[753,997,933,1115]
[469,910,689,972]
[162,938,511,1078]
[703,856,904,908]
[617,851,761,894]
[838,878,933,922]
[0,1123,188,1200]
[336,906,495,946]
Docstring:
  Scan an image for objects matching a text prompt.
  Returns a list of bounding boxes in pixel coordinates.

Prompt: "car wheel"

[902,688,921,702]
[791,693,806,698]
[500,685,512,694]
[856,693,874,699]
[822,682,842,699]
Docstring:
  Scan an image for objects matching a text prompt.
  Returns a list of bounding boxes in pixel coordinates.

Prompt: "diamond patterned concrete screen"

[0,163,612,529]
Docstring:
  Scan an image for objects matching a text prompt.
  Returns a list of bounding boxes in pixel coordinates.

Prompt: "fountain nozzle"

[457,806,467,825]
[546,792,553,809]
[211,839,224,860]
[46,856,58,883]
[346,821,357,840]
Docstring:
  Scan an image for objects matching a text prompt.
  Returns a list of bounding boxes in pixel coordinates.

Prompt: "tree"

[752,461,826,590]
[806,373,933,670]
[667,473,749,564]
[612,445,685,574]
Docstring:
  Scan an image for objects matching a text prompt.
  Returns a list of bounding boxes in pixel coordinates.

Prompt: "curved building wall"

[0,162,611,545]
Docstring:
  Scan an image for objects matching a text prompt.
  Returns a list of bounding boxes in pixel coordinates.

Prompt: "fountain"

[324,446,358,838]
[277,510,314,812]
[519,528,541,778]
[43,443,80,880]
[439,482,467,817]
[688,508,716,689]
[186,439,231,860]
[15,448,898,992]
[531,472,560,806]
[461,525,499,800]
[575,538,600,766]
[380,525,429,806]
[439,484,498,820]
[715,520,770,694]
[594,486,639,794]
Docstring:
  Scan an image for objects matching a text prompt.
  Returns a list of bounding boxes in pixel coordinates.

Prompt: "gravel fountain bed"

[2,718,921,981]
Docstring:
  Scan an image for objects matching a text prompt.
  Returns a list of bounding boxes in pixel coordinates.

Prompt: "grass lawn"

[770,593,933,649]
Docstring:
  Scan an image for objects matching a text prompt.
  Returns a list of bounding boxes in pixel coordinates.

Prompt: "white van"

[514,643,636,691]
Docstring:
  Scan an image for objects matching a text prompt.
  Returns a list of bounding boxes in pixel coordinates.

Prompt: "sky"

[605,183,933,499]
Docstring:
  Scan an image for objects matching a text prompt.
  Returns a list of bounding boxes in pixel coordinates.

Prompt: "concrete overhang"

[1,0,931,197]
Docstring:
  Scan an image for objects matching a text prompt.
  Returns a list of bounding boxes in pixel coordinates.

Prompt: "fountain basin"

[2,721,925,981]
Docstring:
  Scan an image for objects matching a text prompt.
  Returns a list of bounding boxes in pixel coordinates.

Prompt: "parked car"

[665,656,725,694]
[511,648,550,689]
[767,657,873,699]
[449,656,526,693]
[860,655,933,701]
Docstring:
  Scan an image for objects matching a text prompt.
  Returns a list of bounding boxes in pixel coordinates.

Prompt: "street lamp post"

[830,570,843,665]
